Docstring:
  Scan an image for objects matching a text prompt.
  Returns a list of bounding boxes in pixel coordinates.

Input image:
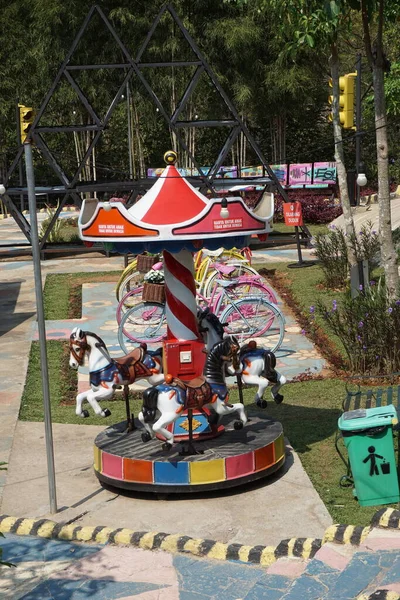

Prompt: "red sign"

[283,202,303,226]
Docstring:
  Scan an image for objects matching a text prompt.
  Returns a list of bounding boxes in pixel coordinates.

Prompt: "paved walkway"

[0,256,124,503]
[332,196,400,233]
[2,523,400,599]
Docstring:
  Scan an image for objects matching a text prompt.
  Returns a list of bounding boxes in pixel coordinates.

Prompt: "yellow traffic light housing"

[18,104,35,143]
[328,73,356,129]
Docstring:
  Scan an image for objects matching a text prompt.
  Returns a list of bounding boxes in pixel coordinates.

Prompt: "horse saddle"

[170,376,212,409]
[114,347,150,381]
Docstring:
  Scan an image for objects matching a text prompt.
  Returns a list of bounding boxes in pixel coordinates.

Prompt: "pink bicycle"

[118,273,284,353]
[116,262,278,325]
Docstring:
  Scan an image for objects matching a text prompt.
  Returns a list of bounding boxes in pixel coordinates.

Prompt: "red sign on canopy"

[283,202,303,226]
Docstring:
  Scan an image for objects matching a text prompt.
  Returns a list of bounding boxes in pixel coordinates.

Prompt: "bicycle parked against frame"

[114,246,257,304]
[118,275,285,355]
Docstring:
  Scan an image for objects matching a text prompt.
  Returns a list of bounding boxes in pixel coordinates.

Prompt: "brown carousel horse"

[138,336,247,451]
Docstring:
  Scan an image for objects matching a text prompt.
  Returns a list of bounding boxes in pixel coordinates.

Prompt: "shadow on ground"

[0,281,35,337]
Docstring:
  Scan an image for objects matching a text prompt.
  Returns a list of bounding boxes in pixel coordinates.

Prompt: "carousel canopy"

[78,153,274,253]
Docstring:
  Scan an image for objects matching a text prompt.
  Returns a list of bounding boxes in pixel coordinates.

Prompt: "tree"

[255,0,358,266]
[349,0,399,299]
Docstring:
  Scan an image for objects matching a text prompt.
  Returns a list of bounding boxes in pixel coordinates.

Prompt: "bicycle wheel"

[203,263,260,298]
[221,279,277,305]
[115,259,138,300]
[219,297,285,352]
[116,270,143,302]
[116,286,144,324]
[118,302,167,351]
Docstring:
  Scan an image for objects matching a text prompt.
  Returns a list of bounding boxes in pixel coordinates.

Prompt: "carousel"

[70,151,286,493]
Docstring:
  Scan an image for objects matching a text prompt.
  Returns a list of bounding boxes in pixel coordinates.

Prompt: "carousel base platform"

[94,414,285,493]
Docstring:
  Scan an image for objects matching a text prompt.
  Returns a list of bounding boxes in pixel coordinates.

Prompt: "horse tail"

[262,351,278,383]
[142,386,159,423]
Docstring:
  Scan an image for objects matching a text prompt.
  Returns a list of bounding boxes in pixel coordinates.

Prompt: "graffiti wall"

[147,162,337,188]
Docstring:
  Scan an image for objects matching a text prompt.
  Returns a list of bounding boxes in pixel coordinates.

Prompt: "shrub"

[274,190,342,224]
[313,227,349,288]
[316,279,400,375]
[313,222,379,289]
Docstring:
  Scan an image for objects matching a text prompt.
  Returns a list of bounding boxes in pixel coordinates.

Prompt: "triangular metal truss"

[3,3,290,248]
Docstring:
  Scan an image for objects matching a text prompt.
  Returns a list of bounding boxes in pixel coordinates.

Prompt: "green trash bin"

[338,405,400,507]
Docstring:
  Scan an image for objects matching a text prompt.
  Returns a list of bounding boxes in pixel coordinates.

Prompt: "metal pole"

[355,54,362,205]
[16,100,24,212]
[24,141,57,514]
[126,82,133,179]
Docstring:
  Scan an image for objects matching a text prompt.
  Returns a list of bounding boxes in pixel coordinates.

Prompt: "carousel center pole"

[162,249,206,380]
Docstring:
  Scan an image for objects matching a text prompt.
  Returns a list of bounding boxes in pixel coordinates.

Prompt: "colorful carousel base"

[94,414,285,493]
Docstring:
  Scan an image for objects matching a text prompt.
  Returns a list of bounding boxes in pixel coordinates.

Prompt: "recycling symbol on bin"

[363,446,390,476]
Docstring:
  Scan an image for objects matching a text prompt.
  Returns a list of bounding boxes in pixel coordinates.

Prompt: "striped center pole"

[163,249,200,341]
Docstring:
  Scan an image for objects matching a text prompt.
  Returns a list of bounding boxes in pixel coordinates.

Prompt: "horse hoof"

[274,393,284,404]
[141,432,151,443]
[208,412,219,426]
[162,442,172,452]
[256,399,268,409]
[234,421,243,430]
[103,408,111,417]
[82,409,90,418]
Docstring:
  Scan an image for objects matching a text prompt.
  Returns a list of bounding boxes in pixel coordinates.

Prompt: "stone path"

[2,526,400,599]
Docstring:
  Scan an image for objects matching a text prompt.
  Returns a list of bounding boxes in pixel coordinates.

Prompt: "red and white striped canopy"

[128,165,209,226]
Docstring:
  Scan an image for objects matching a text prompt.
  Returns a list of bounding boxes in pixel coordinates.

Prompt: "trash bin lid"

[338,404,398,431]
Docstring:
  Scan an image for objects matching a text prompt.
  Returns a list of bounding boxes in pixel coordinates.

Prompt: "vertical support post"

[287,226,316,269]
[355,54,362,206]
[24,142,57,514]
[126,82,133,180]
[16,100,24,212]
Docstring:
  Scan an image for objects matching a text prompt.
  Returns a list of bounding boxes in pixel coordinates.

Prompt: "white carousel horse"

[138,336,247,451]
[198,307,286,408]
[69,327,164,419]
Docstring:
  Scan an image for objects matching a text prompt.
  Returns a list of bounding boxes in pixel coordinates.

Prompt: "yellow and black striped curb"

[371,508,400,530]
[323,524,371,546]
[0,515,322,567]
[358,591,400,600]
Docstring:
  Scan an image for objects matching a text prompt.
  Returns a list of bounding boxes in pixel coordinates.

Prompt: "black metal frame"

[3,3,291,249]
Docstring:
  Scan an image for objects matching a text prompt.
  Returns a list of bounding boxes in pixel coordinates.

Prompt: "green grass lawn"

[272,222,329,237]
[44,272,119,319]
[23,265,399,527]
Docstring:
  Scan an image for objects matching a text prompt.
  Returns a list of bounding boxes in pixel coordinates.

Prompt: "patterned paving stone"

[1,534,102,564]
[380,554,400,585]
[324,552,382,600]
[20,578,165,599]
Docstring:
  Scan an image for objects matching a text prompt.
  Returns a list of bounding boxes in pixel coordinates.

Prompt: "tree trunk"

[330,42,358,267]
[372,64,399,298]
[361,0,399,299]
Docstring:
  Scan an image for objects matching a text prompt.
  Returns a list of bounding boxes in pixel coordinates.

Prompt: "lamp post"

[355,54,363,205]
[356,170,368,188]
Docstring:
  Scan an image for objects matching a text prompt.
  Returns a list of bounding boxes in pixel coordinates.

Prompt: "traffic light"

[328,73,356,129]
[18,104,35,143]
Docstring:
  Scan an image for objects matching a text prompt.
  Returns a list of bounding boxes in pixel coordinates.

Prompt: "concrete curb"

[0,515,322,566]
[0,509,398,566]
[358,592,400,600]
[371,508,400,530]
[323,524,371,546]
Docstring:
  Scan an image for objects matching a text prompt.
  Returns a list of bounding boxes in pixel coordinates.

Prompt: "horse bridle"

[69,333,89,366]
[221,339,240,370]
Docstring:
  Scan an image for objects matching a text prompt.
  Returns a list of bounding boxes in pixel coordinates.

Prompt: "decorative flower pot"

[142,282,165,303]
[137,253,159,273]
